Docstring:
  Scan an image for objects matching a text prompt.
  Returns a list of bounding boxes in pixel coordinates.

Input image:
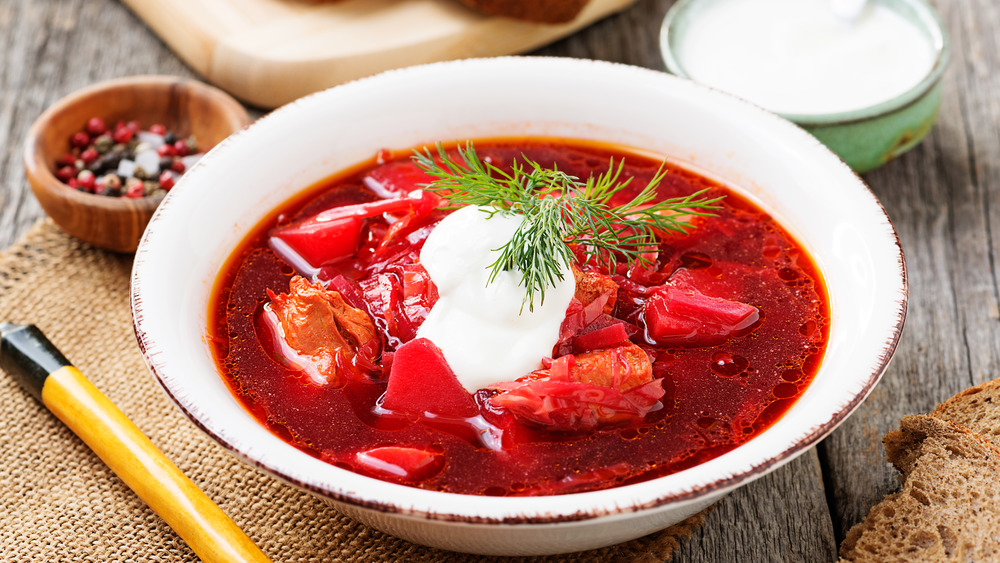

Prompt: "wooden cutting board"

[121,0,637,109]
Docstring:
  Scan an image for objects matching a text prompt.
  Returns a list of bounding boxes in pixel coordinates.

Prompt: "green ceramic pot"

[660,0,950,173]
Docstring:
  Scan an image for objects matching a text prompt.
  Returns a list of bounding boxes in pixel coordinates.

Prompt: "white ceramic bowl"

[131,57,906,556]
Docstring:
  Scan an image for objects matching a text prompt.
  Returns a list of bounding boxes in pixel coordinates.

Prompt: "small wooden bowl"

[23,76,251,252]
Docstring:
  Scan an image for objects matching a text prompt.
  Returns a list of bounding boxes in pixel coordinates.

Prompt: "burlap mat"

[0,220,706,562]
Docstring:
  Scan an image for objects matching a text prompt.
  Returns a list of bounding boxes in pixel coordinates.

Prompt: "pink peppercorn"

[149,123,167,135]
[56,166,77,182]
[112,127,134,144]
[71,131,90,148]
[126,120,141,132]
[80,148,99,165]
[77,170,96,191]
[125,181,144,198]
[156,144,175,157]
[173,140,190,157]
[56,153,77,167]
[86,117,106,136]
[158,171,175,190]
[170,160,186,174]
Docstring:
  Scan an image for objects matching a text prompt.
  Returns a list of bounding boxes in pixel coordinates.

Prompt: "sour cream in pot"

[673,0,936,115]
[416,205,576,393]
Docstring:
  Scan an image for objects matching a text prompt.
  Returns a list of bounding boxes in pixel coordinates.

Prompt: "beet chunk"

[355,446,445,482]
[382,338,478,418]
[643,281,759,346]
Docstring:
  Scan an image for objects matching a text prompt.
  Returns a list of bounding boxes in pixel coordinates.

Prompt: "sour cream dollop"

[416,205,576,393]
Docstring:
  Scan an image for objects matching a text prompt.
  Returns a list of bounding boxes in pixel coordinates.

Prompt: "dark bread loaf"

[454,0,590,23]
[930,378,1000,445]
[300,0,592,23]
[839,415,1000,562]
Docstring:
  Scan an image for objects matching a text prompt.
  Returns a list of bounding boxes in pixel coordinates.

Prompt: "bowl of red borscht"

[130,57,906,556]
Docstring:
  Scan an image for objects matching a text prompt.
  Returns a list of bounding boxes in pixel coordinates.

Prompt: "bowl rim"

[658,0,950,126]
[131,56,907,525]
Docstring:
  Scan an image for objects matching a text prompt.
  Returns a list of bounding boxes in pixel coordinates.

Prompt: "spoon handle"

[0,323,271,563]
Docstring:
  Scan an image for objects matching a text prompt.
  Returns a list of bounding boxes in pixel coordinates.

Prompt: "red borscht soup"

[209,139,829,496]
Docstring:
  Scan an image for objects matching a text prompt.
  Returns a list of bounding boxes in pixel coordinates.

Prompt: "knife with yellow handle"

[0,322,271,563]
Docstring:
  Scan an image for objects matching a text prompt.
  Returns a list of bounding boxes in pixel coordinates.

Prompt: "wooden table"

[0,0,992,560]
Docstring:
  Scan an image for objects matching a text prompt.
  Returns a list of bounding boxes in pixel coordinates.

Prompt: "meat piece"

[327,292,378,349]
[572,265,618,314]
[571,344,652,391]
[266,276,379,385]
[489,343,662,432]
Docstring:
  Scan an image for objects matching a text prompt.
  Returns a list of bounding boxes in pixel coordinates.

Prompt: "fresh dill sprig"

[412,143,724,310]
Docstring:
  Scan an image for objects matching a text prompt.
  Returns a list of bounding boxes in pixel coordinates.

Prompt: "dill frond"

[413,143,724,310]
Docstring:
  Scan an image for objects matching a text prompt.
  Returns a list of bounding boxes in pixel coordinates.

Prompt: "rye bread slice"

[839,415,1000,562]
[931,378,1000,446]
[455,0,590,23]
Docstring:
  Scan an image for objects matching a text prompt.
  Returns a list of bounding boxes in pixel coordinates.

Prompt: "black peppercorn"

[100,152,122,172]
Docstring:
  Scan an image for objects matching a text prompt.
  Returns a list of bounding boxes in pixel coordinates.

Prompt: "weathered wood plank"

[668,452,838,563]
[951,0,1000,387]
[819,0,1000,546]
